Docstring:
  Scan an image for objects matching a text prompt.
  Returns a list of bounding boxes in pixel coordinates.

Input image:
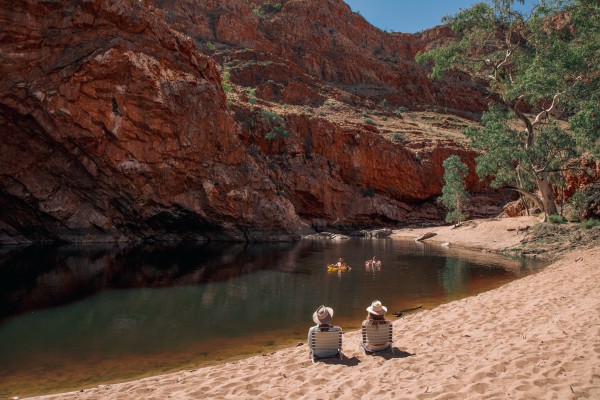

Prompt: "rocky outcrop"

[0,0,303,243]
[149,0,486,115]
[0,0,510,244]
[233,106,511,231]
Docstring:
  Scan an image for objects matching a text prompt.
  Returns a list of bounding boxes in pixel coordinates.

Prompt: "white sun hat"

[312,305,334,324]
[366,300,387,315]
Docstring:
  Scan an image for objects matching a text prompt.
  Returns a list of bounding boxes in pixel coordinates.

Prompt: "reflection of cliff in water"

[0,241,302,319]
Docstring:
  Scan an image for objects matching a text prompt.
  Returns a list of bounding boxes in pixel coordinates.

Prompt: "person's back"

[308,305,343,359]
[361,300,393,353]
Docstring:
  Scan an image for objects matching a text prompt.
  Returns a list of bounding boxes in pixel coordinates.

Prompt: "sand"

[29,217,600,400]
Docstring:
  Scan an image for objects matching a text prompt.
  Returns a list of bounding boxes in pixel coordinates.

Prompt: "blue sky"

[343,1,536,33]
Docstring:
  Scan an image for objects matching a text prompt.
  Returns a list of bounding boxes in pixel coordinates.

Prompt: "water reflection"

[440,257,466,297]
[0,239,546,397]
[0,242,301,319]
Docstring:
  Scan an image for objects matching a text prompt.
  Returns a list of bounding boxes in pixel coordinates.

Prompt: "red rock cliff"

[0,0,508,244]
[0,0,304,243]
[150,0,485,115]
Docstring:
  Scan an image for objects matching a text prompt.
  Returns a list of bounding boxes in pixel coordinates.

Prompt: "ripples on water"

[0,239,546,397]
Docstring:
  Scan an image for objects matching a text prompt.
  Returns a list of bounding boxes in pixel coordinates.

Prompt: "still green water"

[0,239,545,397]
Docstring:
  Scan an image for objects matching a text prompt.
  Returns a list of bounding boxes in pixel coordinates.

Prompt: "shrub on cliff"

[439,155,469,224]
[221,68,232,93]
[262,111,291,153]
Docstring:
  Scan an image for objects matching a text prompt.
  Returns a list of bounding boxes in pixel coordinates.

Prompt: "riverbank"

[30,217,600,400]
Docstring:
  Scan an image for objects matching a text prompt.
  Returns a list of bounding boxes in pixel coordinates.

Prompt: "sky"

[343,1,536,34]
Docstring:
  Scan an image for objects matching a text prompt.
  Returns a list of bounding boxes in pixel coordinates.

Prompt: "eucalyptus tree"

[417,0,599,217]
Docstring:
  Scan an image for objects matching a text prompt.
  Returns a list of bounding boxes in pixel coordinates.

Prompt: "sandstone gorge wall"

[150,0,486,115]
[0,0,304,243]
[0,0,508,244]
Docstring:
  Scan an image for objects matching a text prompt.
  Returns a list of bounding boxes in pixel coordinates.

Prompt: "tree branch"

[505,186,545,212]
[531,91,565,127]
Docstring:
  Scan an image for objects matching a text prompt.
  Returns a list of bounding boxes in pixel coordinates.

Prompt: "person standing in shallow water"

[365,256,381,270]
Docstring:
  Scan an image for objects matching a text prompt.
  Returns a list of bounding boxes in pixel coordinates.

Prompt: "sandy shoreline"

[29,217,600,399]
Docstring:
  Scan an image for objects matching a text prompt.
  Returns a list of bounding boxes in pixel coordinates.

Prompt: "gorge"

[0,0,543,244]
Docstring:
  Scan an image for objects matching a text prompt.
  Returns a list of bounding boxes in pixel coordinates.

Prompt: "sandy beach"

[29,217,600,400]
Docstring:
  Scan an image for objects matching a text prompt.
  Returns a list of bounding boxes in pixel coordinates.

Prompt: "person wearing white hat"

[307,305,343,359]
[361,300,393,353]
[366,300,388,318]
[312,305,334,326]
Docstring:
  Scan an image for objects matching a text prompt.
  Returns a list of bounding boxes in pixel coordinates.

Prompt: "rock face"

[0,0,303,243]
[151,0,486,115]
[0,0,509,244]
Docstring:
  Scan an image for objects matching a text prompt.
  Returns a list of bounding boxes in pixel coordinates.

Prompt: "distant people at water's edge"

[365,256,382,270]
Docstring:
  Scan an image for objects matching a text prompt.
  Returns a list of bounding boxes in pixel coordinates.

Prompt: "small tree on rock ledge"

[262,110,291,154]
[440,155,470,224]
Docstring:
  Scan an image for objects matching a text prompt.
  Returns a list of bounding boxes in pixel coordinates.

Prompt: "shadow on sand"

[364,347,415,360]
[318,355,361,366]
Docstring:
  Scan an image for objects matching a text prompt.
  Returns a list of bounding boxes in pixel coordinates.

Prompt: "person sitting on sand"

[361,300,392,352]
[307,305,342,358]
[365,300,388,325]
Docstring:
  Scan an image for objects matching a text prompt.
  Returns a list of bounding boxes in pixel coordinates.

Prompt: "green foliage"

[392,132,405,142]
[245,87,257,104]
[566,0,600,158]
[252,6,263,17]
[262,111,291,153]
[221,68,232,93]
[417,0,599,215]
[569,99,600,159]
[439,155,469,224]
[581,219,600,229]
[547,214,567,224]
[263,110,284,124]
[569,189,588,220]
[364,118,376,125]
[254,2,283,16]
[464,105,577,192]
[360,112,370,117]
[393,107,408,117]
[206,41,215,51]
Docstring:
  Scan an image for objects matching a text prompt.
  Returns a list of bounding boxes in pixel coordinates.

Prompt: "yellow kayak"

[327,264,351,271]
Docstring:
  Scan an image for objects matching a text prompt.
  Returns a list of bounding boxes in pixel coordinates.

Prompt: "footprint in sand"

[514,382,535,392]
